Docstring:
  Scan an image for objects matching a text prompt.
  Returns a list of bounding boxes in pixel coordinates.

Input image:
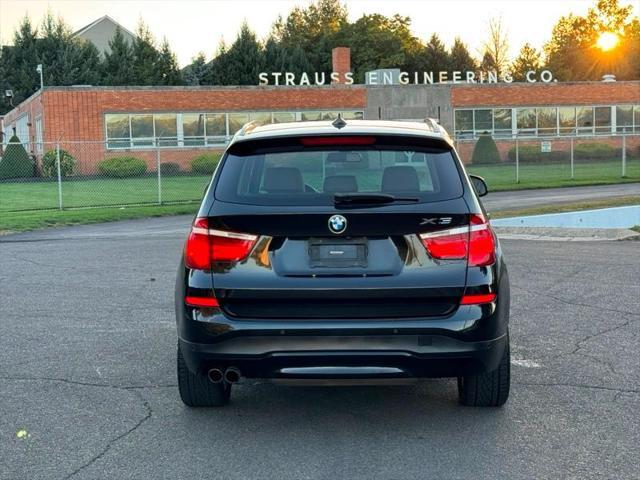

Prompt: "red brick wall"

[40,86,366,143]
[452,81,640,107]
[2,90,44,148]
[31,86,366,173]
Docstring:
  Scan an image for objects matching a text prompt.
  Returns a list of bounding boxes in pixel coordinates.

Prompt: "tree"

[338,14,405,81]
[103,27,135,85]
[209,22,265,85]
[38,13,102,87]
[183,52,211,86]
[0,135,34,179]
[207,41,233,85]
[471,134,501,165]
[276,0,347,72]
[132,21,160,84]
[449,37,477,74]
[156,38,182,85]
[510,43,542,81]
[544,0,639,80]
[480,17,510,76]
[423,34,450,76]
[263,36,286,73]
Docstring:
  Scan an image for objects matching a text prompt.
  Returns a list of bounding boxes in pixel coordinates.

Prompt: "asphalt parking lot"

[1,217,639,479]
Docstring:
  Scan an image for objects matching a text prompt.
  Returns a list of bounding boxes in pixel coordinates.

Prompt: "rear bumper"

[178,332,508,379]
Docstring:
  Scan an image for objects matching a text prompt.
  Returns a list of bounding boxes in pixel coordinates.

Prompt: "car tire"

[177,344,231,407]
[457,338,510,407]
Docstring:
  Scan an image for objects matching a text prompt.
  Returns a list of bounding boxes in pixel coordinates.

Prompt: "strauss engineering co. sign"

[258,69,555,86]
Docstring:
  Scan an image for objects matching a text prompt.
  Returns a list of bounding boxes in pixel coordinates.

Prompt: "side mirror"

[469,175,488,197]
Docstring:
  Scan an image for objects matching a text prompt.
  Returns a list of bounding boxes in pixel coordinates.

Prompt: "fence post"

[570,137,574,179]
[156,147,162,205]
[56,143,63,210]
[621,134,627,178]
[515,137,520,183]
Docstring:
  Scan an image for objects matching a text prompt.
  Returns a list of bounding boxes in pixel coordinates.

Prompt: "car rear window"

[214,136,463,205]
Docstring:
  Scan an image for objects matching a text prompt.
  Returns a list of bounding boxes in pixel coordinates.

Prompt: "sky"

[0,0,637,67]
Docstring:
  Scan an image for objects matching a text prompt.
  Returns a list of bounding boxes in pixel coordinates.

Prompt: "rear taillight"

[185,296,220,308]
[460,293,496,305]
[184,217,258,269]
[468,214,496,267]
[419,214,496,267]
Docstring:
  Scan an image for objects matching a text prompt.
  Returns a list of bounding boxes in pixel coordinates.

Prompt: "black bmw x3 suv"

[175,118,510,407]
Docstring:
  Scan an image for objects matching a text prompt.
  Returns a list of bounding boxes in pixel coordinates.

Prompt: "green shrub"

[160,162,181,175]
[0,135,34,179]
[42,149,77,177]
[507,145,569,163]
[471,135,501,164]
[190,153,222,174]
[574,142,615,159]
[98,156,147,178]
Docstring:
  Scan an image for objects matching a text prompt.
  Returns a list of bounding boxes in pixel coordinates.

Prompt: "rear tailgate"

[207,133,470,319]
[208,202,469,319]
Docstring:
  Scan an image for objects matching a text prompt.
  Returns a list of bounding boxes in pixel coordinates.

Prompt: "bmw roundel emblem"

[328,215,347,234]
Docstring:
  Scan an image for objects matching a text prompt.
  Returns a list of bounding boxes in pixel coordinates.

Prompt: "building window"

[273,112,295,123]
[130,114,154,147]
[14,115,30,149]
[616,105,633,133]
[558,107,576,136]
[493,109,512,138]
[537,107,557,136]
[517,108,536,136]
[104,110,364,149]
[105,114,130,148]
[228,113,249,135]
[182,113,205,146]
[154,114,178,147]
[206,113,226,143]
[576,107,594,135]
[248,112,271,125]
[594,106,611,134]
[454,110,474,138]
[301,111,322,121]
[35,116,43,154]
[342,111,364,120]
[634,105,640,133]
[473,109,492,134]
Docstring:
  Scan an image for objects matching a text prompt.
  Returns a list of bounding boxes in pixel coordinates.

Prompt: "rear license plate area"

[308,237,368,268]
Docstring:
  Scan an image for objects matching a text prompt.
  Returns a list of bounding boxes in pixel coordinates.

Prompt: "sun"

[596,32,619,52]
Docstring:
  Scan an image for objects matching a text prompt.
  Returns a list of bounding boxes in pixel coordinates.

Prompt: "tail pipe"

[207,368,224,383]
[224,367,242,384]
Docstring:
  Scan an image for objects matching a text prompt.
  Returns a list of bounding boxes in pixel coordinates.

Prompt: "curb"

[494,226,640,242]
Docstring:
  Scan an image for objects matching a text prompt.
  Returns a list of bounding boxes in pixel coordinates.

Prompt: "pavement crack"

[0,375,176,390]
[63,390,153,479]
[512,284,640,317]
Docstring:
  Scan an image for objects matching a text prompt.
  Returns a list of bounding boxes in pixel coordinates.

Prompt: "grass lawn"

[0,175,211,212]
[0,203,199,233]
[467,159,640,191]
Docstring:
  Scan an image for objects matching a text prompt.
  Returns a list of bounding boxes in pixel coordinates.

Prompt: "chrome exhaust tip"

[224,367,241,384]
[207,368,224,383]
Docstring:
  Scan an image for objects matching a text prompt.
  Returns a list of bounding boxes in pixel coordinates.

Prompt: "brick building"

[2,47,639,173]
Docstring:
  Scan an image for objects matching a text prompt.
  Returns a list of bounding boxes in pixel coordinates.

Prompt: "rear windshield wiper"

[333,193,419,205]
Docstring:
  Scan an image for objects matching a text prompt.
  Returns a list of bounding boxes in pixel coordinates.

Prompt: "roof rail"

[237,120,260,137]
[423,118,440,132]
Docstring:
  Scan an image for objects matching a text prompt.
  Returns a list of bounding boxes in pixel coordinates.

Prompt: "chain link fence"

[1,133,639,213]
[456,132,640,191]
[0,140,220,212]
